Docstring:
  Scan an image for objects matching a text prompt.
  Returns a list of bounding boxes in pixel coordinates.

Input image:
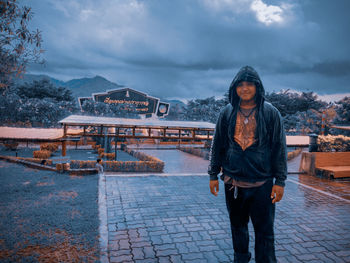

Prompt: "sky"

[27,0,350,102]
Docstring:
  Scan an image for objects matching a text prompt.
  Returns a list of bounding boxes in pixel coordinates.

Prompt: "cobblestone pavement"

[103,152,350,263]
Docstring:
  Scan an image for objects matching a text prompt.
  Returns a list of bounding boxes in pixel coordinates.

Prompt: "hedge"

[287,148,302,160]
[69,159,164,172]
[318,135,350,152]
[3,142,19,150]
[40,143,59,152]
[123,146,164,163]
[100,152,115,160]
[179,147,209,160]
[97,148,105,155]
[33,150,51,159]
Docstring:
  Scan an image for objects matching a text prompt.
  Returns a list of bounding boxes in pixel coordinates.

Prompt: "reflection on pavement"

[290,174,350,201]
[139,149,209,173]
[139,147,350,202]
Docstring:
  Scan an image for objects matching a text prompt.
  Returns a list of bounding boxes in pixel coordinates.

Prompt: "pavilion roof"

[59,115,216,129]
[286,135,309,146]
[0,127,81,141]
[331,125,350,131]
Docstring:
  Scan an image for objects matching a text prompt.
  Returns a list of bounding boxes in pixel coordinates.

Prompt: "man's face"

[236,81,256,102]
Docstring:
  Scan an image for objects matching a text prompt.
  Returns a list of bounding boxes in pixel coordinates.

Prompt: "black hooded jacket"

[208,66,287,187]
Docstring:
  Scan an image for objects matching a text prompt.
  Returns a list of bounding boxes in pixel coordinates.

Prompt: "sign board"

[78,88,170,118]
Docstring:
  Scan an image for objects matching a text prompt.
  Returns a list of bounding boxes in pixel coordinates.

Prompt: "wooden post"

[192,129,195,144]
[83,126,87,145]
[62,124,67,156]
[115,127,119,161]
[178,129,181,146]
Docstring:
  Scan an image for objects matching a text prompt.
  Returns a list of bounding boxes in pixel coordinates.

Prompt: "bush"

[121,146,164,172]
[123,147,163,163]
[92,143,100,149]
[40,143,59,152]
[98,148,105,155]
[318,135,350,152]
[4,141,19,150]
[33,150,51,159]
[69,159,164,172]
[179,147,209,160]
[100,152,115,160]
[287,148,302,160]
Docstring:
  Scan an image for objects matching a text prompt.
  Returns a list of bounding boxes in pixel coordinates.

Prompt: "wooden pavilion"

[58,115,216,156]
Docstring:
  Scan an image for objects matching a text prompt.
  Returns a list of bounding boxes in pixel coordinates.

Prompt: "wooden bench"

[300,152,350,179]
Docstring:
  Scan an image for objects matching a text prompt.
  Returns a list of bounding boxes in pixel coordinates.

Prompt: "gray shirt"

[96,163,104,174]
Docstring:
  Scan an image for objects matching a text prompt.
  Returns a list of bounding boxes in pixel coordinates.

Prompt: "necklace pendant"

[244,118,249,124]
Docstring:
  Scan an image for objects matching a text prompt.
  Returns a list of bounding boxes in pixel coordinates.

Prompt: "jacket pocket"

[245,148,271,174]
[224,148,242,173]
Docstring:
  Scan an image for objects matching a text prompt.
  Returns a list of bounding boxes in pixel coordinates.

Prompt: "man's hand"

[271,185,284,203]
[210,180,219,196]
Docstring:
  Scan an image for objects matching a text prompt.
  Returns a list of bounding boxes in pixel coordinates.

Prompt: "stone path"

[101,151,350,263]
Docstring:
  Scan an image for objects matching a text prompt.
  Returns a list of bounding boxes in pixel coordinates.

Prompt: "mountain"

[64,75,124,98]
[160,99,186,108]
[15,75,185,110]
[16,74,124,98]
[15,74,65,87]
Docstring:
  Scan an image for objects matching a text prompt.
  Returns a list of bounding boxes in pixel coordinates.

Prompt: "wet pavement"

[1,148,350,262]
[103,150,350,263]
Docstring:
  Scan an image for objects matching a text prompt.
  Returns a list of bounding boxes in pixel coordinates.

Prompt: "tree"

[183,96,228,123]
[0,79,77,127]
[16,79,74,101]
[265,91,326,117]
[331,97,350,136]
[334,97,350,124]
[0,0,43,88]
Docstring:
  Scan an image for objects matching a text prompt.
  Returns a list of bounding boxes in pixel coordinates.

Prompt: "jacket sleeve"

[208,109,226,181]
[270,109,288,187]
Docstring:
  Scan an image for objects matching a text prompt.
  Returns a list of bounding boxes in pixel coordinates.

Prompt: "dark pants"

[224,180,277,263]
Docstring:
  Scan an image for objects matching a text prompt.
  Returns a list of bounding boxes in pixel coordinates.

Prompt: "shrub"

[318,135,350,152]
[287,148,302,160]
[92,143,101,149]
[33,150,51,159]
[4,142,19,150]
[121,145,164,172]
[40,143,59,152]
[98,148,105,155]
[69,159,164,172]
[100,152,115,160]
[179,147,209,160]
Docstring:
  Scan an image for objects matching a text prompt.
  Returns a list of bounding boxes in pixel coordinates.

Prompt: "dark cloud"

[26,0,350,100]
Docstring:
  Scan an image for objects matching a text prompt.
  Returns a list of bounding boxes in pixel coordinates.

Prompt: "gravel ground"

[0,161,100,263]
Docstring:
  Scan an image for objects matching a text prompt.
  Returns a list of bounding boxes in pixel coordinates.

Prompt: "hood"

[228,66,265,108]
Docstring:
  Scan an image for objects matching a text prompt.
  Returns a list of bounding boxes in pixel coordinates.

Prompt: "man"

[208,66,287,263]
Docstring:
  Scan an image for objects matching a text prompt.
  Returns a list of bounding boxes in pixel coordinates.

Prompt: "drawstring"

[229,185,239,199]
